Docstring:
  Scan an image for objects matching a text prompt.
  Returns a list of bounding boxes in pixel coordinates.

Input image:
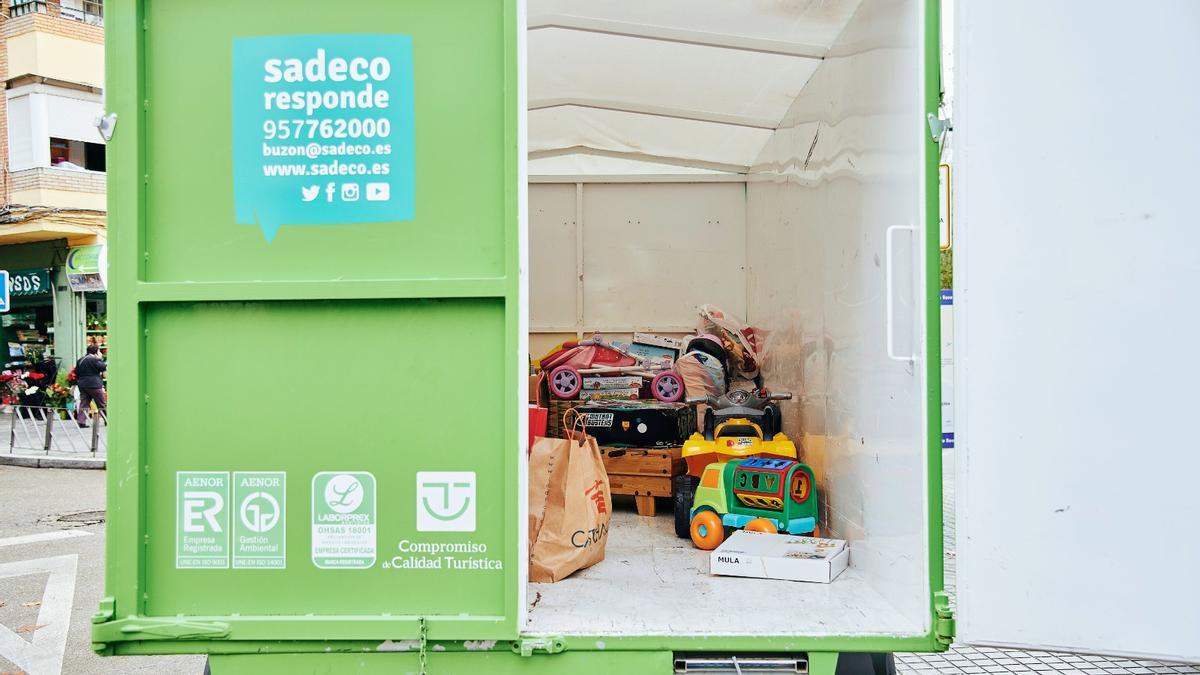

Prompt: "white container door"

[953,0,1200,663]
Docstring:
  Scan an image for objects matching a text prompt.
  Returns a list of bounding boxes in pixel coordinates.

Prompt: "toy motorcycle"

[674,389,799,538]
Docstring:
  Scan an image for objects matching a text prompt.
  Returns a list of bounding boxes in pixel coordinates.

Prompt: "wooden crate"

[599,447,685,517]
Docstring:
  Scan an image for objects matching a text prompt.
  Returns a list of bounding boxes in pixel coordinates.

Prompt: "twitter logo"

[301,185,320,202]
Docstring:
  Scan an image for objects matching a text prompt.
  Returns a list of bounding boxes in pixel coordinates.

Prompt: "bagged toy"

[675,351,725,431]
[697,304,767,380]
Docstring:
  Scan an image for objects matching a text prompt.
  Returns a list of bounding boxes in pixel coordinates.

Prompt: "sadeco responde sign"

[232,35,416,243]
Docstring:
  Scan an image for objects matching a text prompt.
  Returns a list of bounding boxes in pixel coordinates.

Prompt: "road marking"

[0,530,93,548]
[0,554,77,675]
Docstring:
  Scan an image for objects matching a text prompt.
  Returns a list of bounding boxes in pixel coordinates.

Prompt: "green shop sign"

[65,244,107,291]
[6,268,51,297]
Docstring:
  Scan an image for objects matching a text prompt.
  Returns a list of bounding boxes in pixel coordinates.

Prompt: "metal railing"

[5,406,106,456]
[59,2,103,25]
[9,0,47,17]
[9,0,103,25]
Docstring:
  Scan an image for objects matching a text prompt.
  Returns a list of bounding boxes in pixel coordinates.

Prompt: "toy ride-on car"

[688,457,820,550]
[674,389,798,537]
[540,335,686,403]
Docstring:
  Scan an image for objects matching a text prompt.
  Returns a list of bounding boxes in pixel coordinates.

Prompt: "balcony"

[10,1,103,26]
[1,168,105,245]
[10,166,106,211]
[5,2,104,88]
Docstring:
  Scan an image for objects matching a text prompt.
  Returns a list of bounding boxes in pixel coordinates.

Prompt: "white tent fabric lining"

[529,106,773,170]
[528,154,737,177]
[531,0,862,47]
[528,0,864,175]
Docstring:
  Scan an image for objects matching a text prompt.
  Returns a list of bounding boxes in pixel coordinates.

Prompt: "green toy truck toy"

[689,457,820,550]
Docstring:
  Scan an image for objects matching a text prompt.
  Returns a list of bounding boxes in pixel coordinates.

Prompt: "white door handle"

[885,225,916,362]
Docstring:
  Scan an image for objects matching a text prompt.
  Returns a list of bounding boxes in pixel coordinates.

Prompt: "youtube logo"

[366,182,390,201]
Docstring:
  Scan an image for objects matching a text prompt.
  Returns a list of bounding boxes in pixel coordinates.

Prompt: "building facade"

[0,0,106,373]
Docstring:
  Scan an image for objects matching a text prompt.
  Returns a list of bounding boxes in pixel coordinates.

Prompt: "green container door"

[95,0,521,652]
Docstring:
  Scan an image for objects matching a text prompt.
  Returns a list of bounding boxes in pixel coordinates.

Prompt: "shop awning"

[528,0,862,177]
[0,205,107,246]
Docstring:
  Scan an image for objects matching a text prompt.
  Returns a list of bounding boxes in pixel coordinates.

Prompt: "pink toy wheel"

[651,371,684,402]
[549,365,583,399]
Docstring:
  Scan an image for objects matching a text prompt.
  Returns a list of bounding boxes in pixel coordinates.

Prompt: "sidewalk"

[0,409,106,469]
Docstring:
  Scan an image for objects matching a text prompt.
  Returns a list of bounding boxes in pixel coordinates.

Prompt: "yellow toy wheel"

[690,510,725,550]
[743,518,778,534]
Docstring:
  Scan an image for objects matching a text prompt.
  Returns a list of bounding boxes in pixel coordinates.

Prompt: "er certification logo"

[311,472,376,569]
[231,34,415,242]
[176,472,230,569]
[416,472,476,532]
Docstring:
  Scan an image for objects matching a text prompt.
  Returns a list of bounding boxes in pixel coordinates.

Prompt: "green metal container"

[95,1,950,672]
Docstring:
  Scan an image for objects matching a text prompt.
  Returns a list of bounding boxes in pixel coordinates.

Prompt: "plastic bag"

[697,304,767,380]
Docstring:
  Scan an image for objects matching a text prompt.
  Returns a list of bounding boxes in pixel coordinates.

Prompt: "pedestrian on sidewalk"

[75,344,107,428]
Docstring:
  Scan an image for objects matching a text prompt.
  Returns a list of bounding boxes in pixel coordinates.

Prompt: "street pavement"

[1,458,1198,675]
[0,465,201,675]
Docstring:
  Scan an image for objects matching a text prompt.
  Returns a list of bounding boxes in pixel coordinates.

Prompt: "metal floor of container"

[526,503,921,637]
[526,450,1200,672]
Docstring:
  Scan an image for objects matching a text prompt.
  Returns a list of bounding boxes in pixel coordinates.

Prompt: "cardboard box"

[633,332,684,351]
[529,372,549,406]
[629,332,684,365]
[582,375,643,391]
[710,531,849,583]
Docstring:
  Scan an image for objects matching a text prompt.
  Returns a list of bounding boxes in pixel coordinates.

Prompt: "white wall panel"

[529,183,578,331]
[582,183,745,331]
[746,0,928,631]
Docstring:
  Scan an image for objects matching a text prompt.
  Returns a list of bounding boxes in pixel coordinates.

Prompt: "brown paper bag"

[528,409,612,583]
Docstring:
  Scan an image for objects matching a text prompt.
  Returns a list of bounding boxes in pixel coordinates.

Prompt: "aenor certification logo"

[311,472,376,569]
[176,472,230,569]
[231,35,415,242]
[233,471,286,569]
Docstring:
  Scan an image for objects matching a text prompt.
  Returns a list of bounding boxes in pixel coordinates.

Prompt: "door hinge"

[934,591,956,648]
[512,637,566,657]
[927,110,952,143]
[91,614,230,644]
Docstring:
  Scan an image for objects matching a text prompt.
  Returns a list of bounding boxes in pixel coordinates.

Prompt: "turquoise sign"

[232,35,415,242]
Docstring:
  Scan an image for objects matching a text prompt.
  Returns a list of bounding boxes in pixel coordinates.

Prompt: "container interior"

[525,0,932,637]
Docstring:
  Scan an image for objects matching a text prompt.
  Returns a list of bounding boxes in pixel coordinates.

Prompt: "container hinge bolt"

[934,591,956,647]
[418,616,428,675]
[512,637,566,657]
[94,113,117,142]
[91,597,114,624]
